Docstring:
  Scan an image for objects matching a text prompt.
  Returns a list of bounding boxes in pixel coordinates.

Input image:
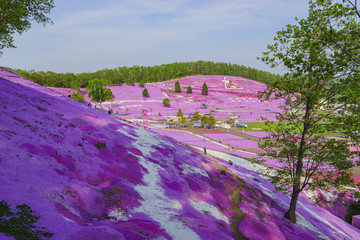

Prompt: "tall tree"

[175,80,181,93]
[208,116,216,128]
[201,82,208,95]
[177,108,184,117]
[0,0,54,55]
[187,85,192,93]
[259,0,360,223]
[180,116,188,127]
[201,115,208,125]
[86,78,114,104]
[191,112,201,122]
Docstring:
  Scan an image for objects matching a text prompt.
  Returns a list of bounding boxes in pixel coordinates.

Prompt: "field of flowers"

[48,75,286,122]
[1,68,359,239]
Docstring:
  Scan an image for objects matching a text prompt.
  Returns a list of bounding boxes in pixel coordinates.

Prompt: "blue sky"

[1,0,308,73]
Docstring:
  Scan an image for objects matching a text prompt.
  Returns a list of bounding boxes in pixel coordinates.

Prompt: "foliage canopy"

[142,88,149,97]
[70,92,85,103]
[162,98,170,107]
[187,85,192,93]
[86,78,113,102]
[201,82,208,95]
[0,200,54,239]
[259,0,360,223]
[0,0,54,55]
[175,80,181,93]
[177,109,184,118]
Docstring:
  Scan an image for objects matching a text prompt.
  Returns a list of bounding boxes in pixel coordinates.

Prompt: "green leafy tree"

[180,116,188,126]
[187,85,192,93]
[70,79,80,91]
[208,116,216,128]
[163,98,170,107]
[201,115,208,125]
[0,201,54,239]
[86,78,114,103]
[226,118,235,125]
[259,0,360,223]
[0,0,54,55]
[177,108,184,117]
[175,80,181,93]
[142,88,149,97]
[191,112,201,122]
[70,92,85,102]
[201,82,208,95]
[138,80,145,88]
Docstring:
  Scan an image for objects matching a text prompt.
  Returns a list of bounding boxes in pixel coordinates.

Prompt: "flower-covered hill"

[50,75,285,121]
[1,67,360,240]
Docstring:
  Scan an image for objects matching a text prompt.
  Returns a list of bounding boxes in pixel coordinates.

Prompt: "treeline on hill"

[13,61,281,88]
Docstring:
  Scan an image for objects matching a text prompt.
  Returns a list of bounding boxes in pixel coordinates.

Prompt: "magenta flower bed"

[53,75,286,122]
[222,140,259,149]
[1,68,359,240]
[244,131,270,138]
[203,133,244,140]
[151,129,203,142]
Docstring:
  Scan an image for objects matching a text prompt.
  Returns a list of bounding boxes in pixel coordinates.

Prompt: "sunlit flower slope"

[1,68,359,239]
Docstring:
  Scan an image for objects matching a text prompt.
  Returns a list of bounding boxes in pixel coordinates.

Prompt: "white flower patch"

[108,208,130,221]
[133,155,201,240]
[295,211,330,240]
[190,200,229,224]
[181,163,209,178]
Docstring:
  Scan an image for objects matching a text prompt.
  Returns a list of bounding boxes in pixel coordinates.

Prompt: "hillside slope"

[49,75,285,122]
[0,68,359,239]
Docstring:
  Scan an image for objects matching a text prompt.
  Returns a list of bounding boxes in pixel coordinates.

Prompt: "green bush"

[175,81,181,93]
[187,85,192,93]
[142,88,149,97]
[70,92,85,102]
[202,82,208,95]
[0,201,54,240]
[344,200,360,224]
[163,98,170,107]
[95,142,106,149]
[177,109,183,117]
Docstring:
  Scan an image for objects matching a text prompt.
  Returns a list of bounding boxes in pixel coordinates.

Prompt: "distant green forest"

[13,61,281,88]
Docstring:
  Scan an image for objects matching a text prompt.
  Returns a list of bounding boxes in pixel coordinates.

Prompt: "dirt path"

[230,185,248,240]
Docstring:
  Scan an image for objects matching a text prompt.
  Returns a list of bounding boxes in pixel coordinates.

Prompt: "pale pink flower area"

[243,131,270,138]
[0,68,359,239]
[55,75,286,122]
[203,133,244,140]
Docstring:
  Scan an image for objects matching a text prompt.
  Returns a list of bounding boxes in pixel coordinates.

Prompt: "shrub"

[345,200,360,224]
[201,115,208,125]
[95,142,106,149]
[163,98,170,107]
[177,109,183,117]
[0,201,54,240]
[142,88,149,97]
[139,80,145,88]
[175,80,181,93]
[208,116,216,128]
[187,85,192,93]
[70,92,85,102]
[202,82,208,95]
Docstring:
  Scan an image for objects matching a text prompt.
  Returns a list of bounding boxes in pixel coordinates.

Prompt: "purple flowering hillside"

[1,68,360,239]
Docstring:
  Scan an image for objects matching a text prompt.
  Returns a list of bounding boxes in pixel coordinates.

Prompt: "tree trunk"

[284,185,300,223]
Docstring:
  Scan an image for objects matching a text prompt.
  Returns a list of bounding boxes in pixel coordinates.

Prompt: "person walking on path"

[203,146,207,155]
